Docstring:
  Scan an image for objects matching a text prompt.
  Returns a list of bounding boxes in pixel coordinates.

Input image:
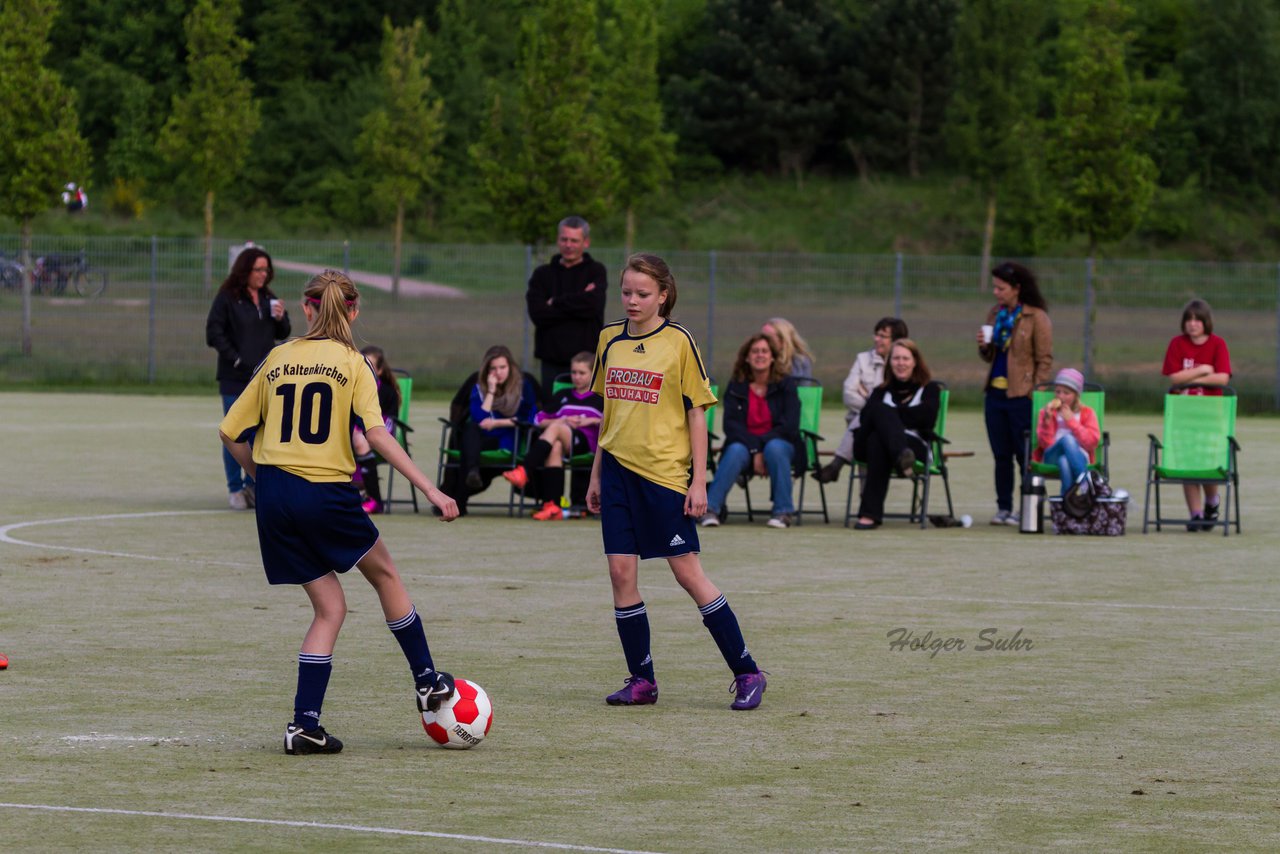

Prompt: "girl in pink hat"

[1034,368,1100,495]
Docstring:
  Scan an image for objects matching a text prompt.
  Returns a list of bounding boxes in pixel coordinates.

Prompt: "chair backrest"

[1029,383,1105,455]
[395,376,413,444]
[795,383,823,467]
[1162,391,1236,472]
[933,385,950,439]
[551,373,572,397]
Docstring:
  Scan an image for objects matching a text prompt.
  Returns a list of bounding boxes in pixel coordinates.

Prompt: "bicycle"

[31,250,108,297]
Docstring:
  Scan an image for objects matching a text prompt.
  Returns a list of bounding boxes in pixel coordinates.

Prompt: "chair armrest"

[801,429,825,443]
[391,417,413,435]
[1146,433,1161,449]
[1229,436,1241,451]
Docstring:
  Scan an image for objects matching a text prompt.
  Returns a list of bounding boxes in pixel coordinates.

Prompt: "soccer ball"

[421,678,493,749]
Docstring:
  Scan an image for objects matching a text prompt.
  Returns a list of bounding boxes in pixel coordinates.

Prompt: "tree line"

[5,0,1280,267]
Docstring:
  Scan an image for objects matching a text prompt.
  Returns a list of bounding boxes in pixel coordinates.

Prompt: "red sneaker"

[502,466,528,490]
[532,500,562,521]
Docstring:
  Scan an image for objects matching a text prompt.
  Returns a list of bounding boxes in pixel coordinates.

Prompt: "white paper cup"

[270,298,282,315]
[981,324,993,344]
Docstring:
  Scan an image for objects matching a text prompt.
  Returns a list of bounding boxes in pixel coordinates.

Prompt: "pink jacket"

[1033,404,1100,463]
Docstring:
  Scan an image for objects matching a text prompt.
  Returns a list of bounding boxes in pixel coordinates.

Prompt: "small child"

[1034,368,1101,495]
[351,345,401,514]
[504,351,603,519]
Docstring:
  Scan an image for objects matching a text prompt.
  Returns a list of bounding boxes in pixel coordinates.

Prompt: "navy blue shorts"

[253,465,380,585]
[599,451,700,560]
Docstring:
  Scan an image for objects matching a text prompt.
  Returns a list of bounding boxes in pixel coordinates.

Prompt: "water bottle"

[1020,475,1046,534]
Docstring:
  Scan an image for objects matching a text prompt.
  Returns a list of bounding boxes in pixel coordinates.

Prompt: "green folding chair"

[736,380,828,525]
[374,372,418,513]
[1024,382,1110,483]
[845,384,953,529]
[1143,386,1241,536]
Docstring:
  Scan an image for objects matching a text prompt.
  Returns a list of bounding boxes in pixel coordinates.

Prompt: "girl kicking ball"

[219,270,460,755]
[586,254,767,710]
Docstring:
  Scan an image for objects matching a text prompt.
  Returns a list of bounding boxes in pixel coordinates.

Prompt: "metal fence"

[2,234,1276,411]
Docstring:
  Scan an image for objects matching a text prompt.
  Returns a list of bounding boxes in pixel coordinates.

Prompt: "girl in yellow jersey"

[586,254,767,711]
[219,271,460,755]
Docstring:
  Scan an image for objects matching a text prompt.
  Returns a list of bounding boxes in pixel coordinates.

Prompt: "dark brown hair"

[219,247,276,299]
[623,253,677,318]
[1181,298,1214,336]
[731,333,786,384]
[992,260,1048,311]
[885,338,932,387]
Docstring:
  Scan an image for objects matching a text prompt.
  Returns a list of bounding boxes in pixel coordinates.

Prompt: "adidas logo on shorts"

[669,534,686,546]
[633,343,646,353]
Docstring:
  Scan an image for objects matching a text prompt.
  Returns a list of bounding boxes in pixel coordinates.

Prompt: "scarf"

[993,305,1022,351]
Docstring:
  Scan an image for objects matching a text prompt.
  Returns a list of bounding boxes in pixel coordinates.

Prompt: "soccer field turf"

[1,392,1277,852]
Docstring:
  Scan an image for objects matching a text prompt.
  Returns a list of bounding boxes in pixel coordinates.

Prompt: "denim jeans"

[1043,432,1090,496]
[221,393,256,494]
[707,438,795,515]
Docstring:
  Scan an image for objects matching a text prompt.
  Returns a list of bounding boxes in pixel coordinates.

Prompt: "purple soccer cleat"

[605,676,658,706]
[729,670,767,710]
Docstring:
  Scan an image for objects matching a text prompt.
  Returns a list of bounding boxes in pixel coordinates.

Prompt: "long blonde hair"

[301,270,359,350]
[478,344,524,416]
[764,317,813,370]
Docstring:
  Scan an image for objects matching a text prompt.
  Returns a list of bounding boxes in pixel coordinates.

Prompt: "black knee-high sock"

[614,602,655,682]
[387,605,436,687]
[539,465,565,505]
[699,595,758,676]
[357,454,382,504]
[524,438,552,471]
[294,652,333,730]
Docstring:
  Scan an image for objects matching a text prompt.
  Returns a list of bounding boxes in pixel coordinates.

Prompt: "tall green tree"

[598,0,675,254]
[666,0,836,184]
[840,0,958,180]
[0,0,90,356]
[471,0,618,246]
[1046,0,1157,373]
[355,18,444,298]
[1180,0,1280,195]
[946,0,1044,287]
[157,0,260,290]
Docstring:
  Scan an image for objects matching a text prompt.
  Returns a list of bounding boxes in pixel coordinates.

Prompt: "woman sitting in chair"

[852,339,941,530]
[460,345,538,492]
[701,334,801,529]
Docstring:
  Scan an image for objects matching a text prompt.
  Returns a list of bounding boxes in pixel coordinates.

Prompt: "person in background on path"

[526,216,608,393]
[587,253,768,711]
[1161,298,1232,530]
[1033,368,1100,497]
[206,246,291,510]
[815,316,909,484]
[761,317,814,379]
[977,261,1052,527]
[219,270,459,755]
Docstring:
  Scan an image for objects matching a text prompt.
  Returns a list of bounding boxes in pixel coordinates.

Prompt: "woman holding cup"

[977,261,1052,526]
[206,246,291,511]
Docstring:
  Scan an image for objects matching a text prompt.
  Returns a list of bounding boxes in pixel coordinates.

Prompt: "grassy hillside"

[9,173,1280,261]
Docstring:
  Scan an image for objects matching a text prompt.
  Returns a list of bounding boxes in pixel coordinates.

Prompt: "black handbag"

[1062,470,1111,519]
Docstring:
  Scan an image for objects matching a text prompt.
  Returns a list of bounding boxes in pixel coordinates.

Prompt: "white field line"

[3,512,1279,614]
[0,802,665,853]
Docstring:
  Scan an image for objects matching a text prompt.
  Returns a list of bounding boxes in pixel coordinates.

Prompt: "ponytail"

[301,270,359,350]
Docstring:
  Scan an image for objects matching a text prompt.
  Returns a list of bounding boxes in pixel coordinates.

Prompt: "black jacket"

[719,377,804,468]
[206,288,291,395]
[863,379,941,438]
[526,253,608,364]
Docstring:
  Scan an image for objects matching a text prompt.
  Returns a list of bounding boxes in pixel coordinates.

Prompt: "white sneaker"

[766,513,793,529]
[229,490,249,511]
[1006,511,1021,527]
[989,509,1010,525]
[700,512,721,527]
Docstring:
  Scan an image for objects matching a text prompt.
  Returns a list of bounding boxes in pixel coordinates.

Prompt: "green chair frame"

[435,414,530,518]
[1022,382,1110,484]
[376,371,419,513]
[516,373,595,515]
[844,384,954,529]
[1143,385,1241,536]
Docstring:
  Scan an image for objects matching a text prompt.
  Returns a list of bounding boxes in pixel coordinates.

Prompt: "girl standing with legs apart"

[977,261,1053,526]
[219,271,460,755]
[587,254,767,710]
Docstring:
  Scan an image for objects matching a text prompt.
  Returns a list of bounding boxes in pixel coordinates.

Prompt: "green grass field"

[2,392,1278,852]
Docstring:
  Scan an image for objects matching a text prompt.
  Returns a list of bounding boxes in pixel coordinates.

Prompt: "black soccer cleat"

[415,671,456,714]
[284,723,344,755]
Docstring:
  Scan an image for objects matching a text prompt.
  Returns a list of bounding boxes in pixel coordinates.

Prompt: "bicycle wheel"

[72,268,107,298]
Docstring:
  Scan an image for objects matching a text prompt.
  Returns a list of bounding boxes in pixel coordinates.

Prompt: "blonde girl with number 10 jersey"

[219,270,460,756]
[586,254,767,711]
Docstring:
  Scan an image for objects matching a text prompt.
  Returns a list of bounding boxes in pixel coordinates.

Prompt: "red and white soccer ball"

[422,678,493,749]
